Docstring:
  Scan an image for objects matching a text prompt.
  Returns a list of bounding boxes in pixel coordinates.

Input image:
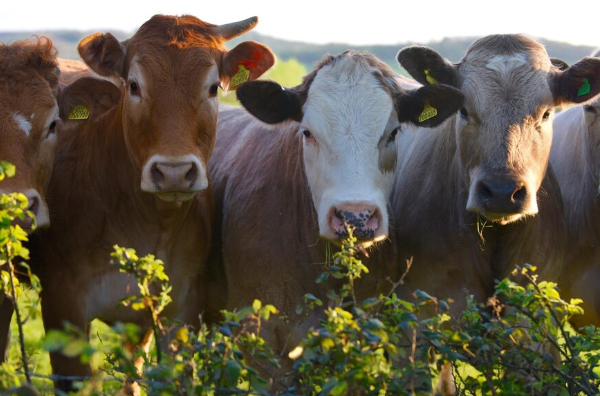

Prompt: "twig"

[8,256,31,385]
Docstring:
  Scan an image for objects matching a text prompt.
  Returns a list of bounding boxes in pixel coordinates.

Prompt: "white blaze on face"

[12,113,32,137]
[301,58,398,241]
[485,53,528,75]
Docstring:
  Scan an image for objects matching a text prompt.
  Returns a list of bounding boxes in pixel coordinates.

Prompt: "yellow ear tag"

[418,101,438,123]
[68,104,90,120]
[230,65,250,88]
[424,69,438,85]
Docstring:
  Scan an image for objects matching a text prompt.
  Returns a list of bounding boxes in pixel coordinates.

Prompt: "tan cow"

[29,15,274,392]
[391,34,600,309]
[209,50,464,381]
[390,34,600,395]
[0,37,120,361]
[550,49,600,328]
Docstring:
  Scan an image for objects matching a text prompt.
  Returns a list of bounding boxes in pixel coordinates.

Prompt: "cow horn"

[214,16,258,41]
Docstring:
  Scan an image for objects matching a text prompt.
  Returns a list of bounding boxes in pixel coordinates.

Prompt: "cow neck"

[562,108,600,247]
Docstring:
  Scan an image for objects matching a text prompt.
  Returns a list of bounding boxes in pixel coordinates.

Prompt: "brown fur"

[28,14,273,393]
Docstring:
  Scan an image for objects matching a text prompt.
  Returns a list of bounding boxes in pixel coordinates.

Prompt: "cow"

[28,14,275,393]
[208,50,464,383]
[389,35,600,392]
[392,34,600,310]
[549,48,600,328]
[0,36,120,362]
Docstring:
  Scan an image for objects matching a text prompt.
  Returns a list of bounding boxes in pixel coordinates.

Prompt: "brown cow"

[0,37,120,361]
[550,49,600,328]
[209,50,464,382]
[29,15,274,392]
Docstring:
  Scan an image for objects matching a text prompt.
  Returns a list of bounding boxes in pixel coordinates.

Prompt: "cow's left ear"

[396,84,464,127]
[59,77,121,128]
[552,57,600,104]
[222,41,275,91]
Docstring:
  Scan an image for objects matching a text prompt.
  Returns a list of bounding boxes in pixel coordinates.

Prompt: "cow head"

[398,35,600,224]
[237,51,463,244]
[0,37,120,232]
[77,14,275,203]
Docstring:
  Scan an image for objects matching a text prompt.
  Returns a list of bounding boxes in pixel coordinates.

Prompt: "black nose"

[476,178,527,214]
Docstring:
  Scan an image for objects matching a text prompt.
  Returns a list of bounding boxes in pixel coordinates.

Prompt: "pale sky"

[2,0,599,47]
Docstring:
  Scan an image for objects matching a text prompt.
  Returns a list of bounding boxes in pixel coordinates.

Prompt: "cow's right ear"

[396,84,464,127]
[236,80,303,124]
[59,77,121,128]
[397,46,457,87]
[78,33,126,77]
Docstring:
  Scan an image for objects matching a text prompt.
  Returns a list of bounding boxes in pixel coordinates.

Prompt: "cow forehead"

[303,61,395,141]
[128,47,217,89]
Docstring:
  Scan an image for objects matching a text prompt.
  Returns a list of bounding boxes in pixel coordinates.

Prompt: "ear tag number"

[425,69,438,85]
[418,101,438,123]
[230,65,250,88]
[68,104,90,120]
[577,78,591,97]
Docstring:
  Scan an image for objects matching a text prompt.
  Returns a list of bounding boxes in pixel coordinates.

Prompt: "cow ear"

[396,84,464,127]
[236,80,303,124]
[397,46,458,87]
[550,58,569,71]
[552,57,600,104]
[78,32,126,78]
[222,41,275,91]
[59,77,121,128]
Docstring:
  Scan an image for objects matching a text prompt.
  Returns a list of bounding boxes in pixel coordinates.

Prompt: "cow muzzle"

[326,202,385,243]
[0,189,50,233]
[141,155,208,202]
[466,175,538,224]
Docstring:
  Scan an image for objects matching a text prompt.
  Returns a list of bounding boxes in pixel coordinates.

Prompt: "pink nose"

[150,161,199,192]
[329,204,381,240]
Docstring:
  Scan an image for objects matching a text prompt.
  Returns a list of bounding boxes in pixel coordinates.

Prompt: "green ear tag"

[230,65,250,88]
[68,104,90,120]
[424,69,437,85]
[418,101,438,123]
[577,78,591,97]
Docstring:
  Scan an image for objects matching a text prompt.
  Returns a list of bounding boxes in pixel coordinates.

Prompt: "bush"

[1,162,600,395]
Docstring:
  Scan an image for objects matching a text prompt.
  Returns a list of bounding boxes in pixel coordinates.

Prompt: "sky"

[2,0,599,48]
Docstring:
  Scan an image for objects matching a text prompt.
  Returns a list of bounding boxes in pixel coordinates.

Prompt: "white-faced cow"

[28,15,274,392]
[0,37,120,361]
[550,48,600,328]
[389,34,600,321]
[208,50,464,380]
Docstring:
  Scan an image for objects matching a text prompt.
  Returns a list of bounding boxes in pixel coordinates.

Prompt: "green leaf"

[62,339,90,358]
[223,360,241,387]
[42,330,70,352]
[252,299,262,312]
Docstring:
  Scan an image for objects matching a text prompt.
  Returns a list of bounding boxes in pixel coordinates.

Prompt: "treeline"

[1,30,596,73]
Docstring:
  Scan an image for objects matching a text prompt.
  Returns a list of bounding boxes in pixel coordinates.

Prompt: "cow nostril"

[185,162,198,183]
[478,182,493,201]
[151,163,164,185]
[27,195,39,215]
[512,184,526,203]
[365,209,380,231]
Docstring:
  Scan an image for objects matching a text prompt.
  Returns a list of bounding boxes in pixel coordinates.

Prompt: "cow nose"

[329,204,381,241]
[476,178,527,213]
[17,190,49,231]
[151,161,198,192]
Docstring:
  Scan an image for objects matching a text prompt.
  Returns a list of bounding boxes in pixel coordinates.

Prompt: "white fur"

[301,57,397,240]
[485,53,528,75]
[12,113,32,137]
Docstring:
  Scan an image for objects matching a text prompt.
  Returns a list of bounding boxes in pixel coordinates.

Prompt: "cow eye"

[209,83,220,97]
[542,110,551,121]
[130,81,139,95]
[48,121,57,134]
[303,129,312,138]
[584,105,597,114]
[387,127,399,144]
[459,108,469,120]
